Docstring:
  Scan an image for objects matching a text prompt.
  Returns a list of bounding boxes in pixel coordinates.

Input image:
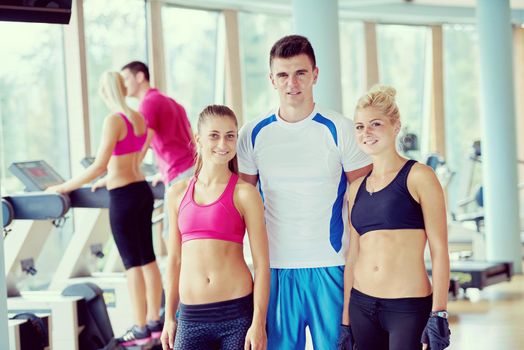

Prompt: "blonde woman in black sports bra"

[338,85,451,350]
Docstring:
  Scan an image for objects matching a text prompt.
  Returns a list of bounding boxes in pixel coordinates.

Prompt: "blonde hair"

[194,105,239,176]
[98,71,144,134]
[355,84,400,123]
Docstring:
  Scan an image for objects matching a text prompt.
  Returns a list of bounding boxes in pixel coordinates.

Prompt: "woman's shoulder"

[101,113,126,135]
[234,176,261,202]
[167,177,192,201]
[408,161,439,187]
[105,112,123,123]
[409,161,435,179]
[235,177,258,194]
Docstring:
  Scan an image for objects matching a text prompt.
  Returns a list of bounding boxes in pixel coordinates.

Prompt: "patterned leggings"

[174,294,253,350]
[174,315,252,349]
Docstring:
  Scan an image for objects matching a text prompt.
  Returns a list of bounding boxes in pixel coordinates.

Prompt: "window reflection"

[339,20,366,118]
[84,0,147,149]
[239,12,291,124]
[377,24,429,160]
[0,21,71,291]
[443,24,481,210]
[163,6,220,127]
[0,22,69,194]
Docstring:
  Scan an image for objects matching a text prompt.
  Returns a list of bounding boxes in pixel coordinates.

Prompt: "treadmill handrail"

[3,193,70,220]
[69,181,164,209]
[2,198,14,227]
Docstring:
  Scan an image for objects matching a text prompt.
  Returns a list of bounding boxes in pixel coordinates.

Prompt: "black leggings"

[108,181,155,269]
[174,294,253,350]
[349,288,432,350]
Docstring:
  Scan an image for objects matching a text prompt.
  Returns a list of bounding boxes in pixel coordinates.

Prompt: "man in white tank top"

[237,35,372,350]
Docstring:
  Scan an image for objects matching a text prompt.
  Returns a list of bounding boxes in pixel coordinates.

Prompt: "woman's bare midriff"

[353,229,432,298]
[179,239,253,305]
[106,153,145,190]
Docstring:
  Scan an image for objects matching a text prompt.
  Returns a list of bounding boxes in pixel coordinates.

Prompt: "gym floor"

[448,268,524,350]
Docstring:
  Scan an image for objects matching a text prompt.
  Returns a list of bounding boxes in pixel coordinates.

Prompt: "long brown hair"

[194,105,239,176]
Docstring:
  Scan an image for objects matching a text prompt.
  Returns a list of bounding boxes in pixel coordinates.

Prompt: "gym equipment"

[8,313,50,350]
[451,140,524,256]
[3,192,70,295]
[4,161,119,349]
[399,130,419,153]
[8,160,163,338]
[9,160,64,192]
[10,159,165,206]
[3,194,82,350]
[61,283,120,350]
[425,153,454,190]
[2,198,14,229]
[427,260,513,291]
[2,171,85,349]
[423,150,514,294]
[454,140,524,226]
[451,141,484,232]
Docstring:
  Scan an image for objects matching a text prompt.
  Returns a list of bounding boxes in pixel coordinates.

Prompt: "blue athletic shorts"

[267,266,344,350]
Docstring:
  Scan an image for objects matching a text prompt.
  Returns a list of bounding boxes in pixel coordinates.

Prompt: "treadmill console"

[9,161,64,192]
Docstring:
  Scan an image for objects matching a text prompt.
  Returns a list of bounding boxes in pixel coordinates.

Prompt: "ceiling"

[166,0,524,25]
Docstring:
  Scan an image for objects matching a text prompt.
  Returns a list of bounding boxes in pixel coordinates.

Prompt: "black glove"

[421,316,450,349]
[337,324,355,350]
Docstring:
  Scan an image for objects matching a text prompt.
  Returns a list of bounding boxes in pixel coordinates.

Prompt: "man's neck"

[278,101,315,123]
[137,84,151,102]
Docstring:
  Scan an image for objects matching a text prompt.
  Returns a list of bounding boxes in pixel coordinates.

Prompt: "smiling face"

[196,115,238,167]
[354,107,400,155]
[270,54,318,108]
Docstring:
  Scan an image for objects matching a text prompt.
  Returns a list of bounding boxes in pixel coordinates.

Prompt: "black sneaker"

[117,325,151,347]
[146,320,163,345]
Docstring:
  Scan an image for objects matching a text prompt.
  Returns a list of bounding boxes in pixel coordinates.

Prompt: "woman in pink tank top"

[47,71,163,347]
[161,105,270,350]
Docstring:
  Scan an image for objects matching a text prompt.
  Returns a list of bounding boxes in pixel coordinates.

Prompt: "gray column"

[292,0,343,112]
[0,179,9,348]
[476,0,522,273]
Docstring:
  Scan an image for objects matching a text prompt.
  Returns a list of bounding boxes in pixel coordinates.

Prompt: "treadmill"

[4,160,116,350]
[10,159,165,208]
[9,160,164,339]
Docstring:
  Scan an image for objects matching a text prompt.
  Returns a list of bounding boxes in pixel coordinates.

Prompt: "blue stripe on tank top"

[257,177,265,203]
[312,113,338,146]
[330,171,347,252]
[251,114,277,148]
[312,113,344,252]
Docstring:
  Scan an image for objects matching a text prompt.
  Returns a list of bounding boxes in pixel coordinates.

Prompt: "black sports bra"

[351,160,425,236]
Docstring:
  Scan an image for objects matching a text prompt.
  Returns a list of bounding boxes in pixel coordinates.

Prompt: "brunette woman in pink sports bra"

[47,71,163,347]
[160,105,270,350]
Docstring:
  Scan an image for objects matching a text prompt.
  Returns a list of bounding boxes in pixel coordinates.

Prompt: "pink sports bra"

[177,173,246,244]
[112,113,147,156]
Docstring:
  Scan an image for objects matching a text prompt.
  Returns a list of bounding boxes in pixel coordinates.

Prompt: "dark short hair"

[269,35,316,68]
[121,61,150,82]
